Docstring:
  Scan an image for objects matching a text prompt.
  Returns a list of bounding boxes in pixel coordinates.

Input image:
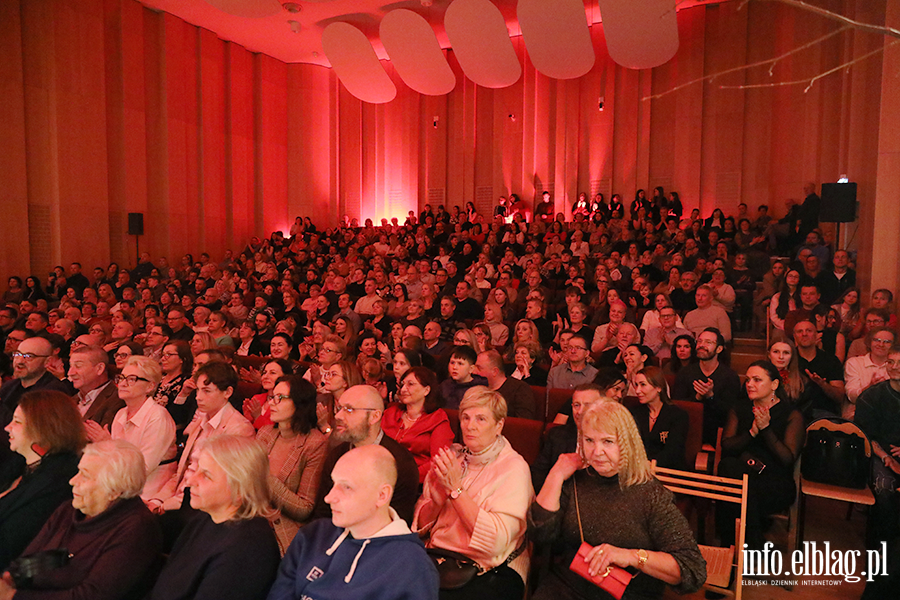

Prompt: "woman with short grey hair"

[0,439,162,600]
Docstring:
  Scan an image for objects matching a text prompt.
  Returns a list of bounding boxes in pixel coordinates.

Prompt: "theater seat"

[546,388,571,423]
[502,417,544,465]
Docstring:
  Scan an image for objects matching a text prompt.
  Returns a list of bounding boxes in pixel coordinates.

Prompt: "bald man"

[268,445,438,600]
[0,335,73,457]
[312,385,419,524]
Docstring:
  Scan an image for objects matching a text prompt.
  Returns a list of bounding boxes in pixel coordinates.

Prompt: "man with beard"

[311,385,419,524]
[671,328,741,445]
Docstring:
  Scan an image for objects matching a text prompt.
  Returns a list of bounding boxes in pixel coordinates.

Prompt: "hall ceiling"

[137,0,724,68]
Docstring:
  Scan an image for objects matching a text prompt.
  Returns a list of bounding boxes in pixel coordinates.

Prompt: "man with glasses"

[671,328,740,444]
[312,385,419,524]
[141,323,170,363]
[844,327,896,420]
[0,320,24,379]
[848,308,891,359]
[546,332,597,390]
[670,270,699,314]
[165,307,192,342]
[0,335,73,452]
[644,307,692,360]
[68,344,124,430]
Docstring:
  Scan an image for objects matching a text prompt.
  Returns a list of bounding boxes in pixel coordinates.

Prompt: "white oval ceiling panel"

[322,22,397,104]
[518,0,594,79]
[380,10,456,96]
[444,0,521,89]
[598,0,679,70]
[203,0,281,18]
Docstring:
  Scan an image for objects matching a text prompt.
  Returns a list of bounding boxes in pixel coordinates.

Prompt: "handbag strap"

[573,477,584,544]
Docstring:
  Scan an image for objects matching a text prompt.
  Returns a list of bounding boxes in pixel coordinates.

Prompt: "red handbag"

[567,479,635,600]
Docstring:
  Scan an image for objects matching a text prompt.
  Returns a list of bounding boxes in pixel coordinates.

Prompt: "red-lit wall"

[0,0,895,293]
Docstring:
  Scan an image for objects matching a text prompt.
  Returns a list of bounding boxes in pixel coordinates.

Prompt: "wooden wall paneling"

[104,0,127,266]
[227,42,256,249]
[119,0,149,266]
[419,55,450,212]
[256,54,289,237]
[142,9,167,270]
[336,80,362,224]
[382,66,419,220]
[871,0,900,293]
[701,2,747,217]
[612,64,639,205]
[446,72,476,211]
[199,29,226,256]
[848,0,889,292]
[474,85,495,215]
[647,47,676,194]
[672,6,705,215]
[501,38,526,204]
[0,0,31,281]
[528,61,554,212]
[160,14,196,263]
[22,0,61,276]
[287,64,339,226]
[635,69,652,200]
[584,27,614,203]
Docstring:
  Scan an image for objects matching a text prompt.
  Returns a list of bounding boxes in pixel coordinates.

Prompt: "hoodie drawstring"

[325,529,349,556]
[344,539,370,583]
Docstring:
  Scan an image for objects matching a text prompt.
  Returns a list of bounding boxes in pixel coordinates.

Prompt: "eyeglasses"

[114,352,132,359]
[269,393,291,405]
[568,345,588,352]
[872,338,894,344]
[114,374,151,386]
[13,352,50,360]
[320,348,338,354]
[322,371,343,380]
[162,352,180,359]
[334,404,378,415]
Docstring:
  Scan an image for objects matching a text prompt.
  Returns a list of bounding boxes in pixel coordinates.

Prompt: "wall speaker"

[127,213,144,236]
[819,183,857,223]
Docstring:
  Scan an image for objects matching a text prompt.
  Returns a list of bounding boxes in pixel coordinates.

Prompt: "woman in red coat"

[381,367,454,483]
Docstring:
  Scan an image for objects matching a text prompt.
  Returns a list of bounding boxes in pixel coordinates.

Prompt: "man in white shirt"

[844,327,895,420]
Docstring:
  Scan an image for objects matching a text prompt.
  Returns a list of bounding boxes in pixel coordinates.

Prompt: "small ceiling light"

[288,20,300,33]
[282,2,301,13]
[420,0,433,6]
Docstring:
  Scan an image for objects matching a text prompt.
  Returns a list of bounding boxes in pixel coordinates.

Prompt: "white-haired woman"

[530,402,706,600]
[0,440,161,600]
[84,355,177,501]
[150,435,280,600]
[413,387,533,600]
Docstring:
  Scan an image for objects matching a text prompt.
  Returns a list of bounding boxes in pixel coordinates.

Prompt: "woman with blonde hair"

[150,435,281,600]
[414,387,533,600]
[85,354,178,500]
[190,331,217,357]
[530,401,705,600]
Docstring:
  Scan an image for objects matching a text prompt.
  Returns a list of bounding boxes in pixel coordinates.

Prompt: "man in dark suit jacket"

[475,350,537,420]
[68,345,124,430]
[312,385,419,524]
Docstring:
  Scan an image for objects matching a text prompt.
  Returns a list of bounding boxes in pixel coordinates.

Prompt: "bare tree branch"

[718,39,900,93]
[641,26,849,101]
[762,0,900,39]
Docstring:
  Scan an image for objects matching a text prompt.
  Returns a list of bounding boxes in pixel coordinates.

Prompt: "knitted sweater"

[530,469,706,600]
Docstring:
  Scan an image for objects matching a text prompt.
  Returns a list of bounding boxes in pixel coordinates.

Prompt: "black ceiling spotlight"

[282,2,301,14]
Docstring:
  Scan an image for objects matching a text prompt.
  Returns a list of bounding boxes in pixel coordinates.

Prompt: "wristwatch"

[449,486,463,500]
[636,549,649,569]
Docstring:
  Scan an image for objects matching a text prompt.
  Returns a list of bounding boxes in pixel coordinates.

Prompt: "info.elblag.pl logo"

[742,541,889,583]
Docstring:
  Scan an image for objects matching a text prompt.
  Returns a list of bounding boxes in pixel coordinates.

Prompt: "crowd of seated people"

[0,183,897,598]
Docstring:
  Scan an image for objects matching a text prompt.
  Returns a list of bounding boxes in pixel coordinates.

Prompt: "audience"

[0,200,895,598]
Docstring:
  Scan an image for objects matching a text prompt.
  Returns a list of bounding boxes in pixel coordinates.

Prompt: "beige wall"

[0,0,892,296]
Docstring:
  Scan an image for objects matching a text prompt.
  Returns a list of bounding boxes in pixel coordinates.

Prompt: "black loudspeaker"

[819,183,857,223]
[127,213,144,236]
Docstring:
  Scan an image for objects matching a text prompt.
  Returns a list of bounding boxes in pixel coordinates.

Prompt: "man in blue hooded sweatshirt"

[267,444,439,600]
